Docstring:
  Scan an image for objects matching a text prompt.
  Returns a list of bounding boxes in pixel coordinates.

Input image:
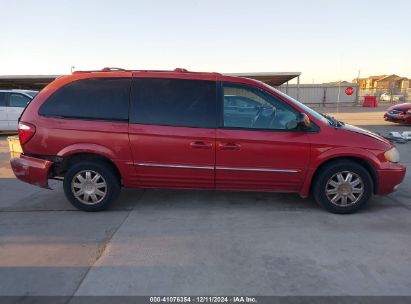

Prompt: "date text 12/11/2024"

[149,296,257,303]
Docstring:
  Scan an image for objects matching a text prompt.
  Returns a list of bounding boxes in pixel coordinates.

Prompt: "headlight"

[384,147,400,163]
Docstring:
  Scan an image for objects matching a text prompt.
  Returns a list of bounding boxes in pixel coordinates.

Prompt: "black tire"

[63,160,120,211]
[313,160,373,214]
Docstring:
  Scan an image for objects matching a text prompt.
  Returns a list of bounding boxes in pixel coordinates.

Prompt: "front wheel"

[313,161,373,214]
[63,160,120,211]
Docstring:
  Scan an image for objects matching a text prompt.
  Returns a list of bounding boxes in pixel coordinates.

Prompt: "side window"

[0,92,6,107]
[9,94,31,107]
[130,78,216,128]
[39,78,130,121]
[223,82,299,130]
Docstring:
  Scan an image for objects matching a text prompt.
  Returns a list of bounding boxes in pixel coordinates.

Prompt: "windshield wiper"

[320,113,344,127]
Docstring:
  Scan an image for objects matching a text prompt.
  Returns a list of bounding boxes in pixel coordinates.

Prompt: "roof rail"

[174,68,188,73]
[71,67,220,75]
[72,67,129,74]
[101,67,127,72]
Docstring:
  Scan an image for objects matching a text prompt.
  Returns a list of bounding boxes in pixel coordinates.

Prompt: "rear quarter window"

[39,78,131,121]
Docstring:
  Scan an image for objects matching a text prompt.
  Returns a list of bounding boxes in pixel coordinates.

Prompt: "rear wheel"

[63,160,120,211]
[313,160,373,214]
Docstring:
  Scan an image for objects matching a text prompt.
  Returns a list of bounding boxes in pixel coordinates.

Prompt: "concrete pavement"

[1,106,411,297]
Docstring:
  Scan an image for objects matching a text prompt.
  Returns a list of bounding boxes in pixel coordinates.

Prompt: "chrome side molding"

[136,163,299,173]
[216,166,299,173]
[136,163,214,170]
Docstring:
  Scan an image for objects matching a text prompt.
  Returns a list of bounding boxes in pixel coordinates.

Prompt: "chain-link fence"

[358,88,411,104]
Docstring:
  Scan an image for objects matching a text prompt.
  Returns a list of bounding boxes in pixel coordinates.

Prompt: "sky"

[1,0,410,83]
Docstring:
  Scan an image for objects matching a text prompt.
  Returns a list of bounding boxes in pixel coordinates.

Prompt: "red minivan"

[11,68,406,213]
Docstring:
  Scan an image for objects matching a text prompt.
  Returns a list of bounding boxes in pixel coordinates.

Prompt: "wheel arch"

[57,152,122,184]
[309,156,378,194]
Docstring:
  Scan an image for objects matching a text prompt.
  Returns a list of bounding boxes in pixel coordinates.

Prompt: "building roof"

[375,74,400,81]
[323,81,350,85]
[0,75,61,90]
[368,75,386,80]
[224,72,301,86]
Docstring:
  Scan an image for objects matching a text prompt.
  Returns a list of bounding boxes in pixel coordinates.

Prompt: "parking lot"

[0,105,410,297]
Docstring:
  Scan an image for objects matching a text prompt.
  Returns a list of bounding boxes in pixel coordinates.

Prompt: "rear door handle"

[190,141,213,149]
[218,143,241,151]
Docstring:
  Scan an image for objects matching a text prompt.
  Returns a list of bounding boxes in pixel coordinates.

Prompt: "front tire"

[63,160,120,211]
[313,160,373,214]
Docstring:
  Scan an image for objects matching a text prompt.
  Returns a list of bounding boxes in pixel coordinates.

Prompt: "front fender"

[299,146,381,198]
[311,147,381,169]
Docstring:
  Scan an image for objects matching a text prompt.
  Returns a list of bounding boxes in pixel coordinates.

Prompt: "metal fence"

[358,88,411,104]
[278,83,359,105]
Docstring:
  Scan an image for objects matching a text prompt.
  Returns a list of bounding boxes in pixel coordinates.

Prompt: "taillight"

[18,122,36,145]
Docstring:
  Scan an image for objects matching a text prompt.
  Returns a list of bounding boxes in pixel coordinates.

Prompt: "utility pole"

[336,53,343,113]
[356,69,361,106]
[337,80,341,113]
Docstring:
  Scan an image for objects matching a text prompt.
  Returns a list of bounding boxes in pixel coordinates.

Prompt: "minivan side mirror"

[296,113,311,130]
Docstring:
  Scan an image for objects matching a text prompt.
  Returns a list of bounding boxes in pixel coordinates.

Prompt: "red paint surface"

[10,155,53,188]
[363,96,378,107]
[12,69,406,198]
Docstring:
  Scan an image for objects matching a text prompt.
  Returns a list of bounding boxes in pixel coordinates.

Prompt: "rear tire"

[63,160,120,211]
[313,160,373,214]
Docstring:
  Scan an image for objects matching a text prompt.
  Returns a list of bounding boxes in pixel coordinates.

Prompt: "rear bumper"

[376,164,406,195]
[10,155,53,188]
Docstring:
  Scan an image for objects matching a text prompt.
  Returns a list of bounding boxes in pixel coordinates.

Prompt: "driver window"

[223,83,298,130]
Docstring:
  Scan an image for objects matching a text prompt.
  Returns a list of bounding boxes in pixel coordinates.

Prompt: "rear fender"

[57,143,117,159]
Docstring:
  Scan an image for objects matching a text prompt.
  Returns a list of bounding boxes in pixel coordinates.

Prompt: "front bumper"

[384,113,409,123]
[376,164,406,195]
[10,155,53,188]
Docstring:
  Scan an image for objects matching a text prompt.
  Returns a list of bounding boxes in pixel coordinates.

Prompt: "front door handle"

[218,143,241,151]
[190,141,213,149]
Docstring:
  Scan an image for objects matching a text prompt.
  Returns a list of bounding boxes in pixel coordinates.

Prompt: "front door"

[216,82,312,192]
[128,77,217,189]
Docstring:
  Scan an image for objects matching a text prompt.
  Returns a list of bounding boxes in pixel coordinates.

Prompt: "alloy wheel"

[325,171,364,207]
[71,170,107,205]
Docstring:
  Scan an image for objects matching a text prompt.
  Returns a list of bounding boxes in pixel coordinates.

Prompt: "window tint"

[223,82,298,130]
[39,78,130,121]
[0,92,6,107]
[130,78,216,128]
[9,94,31,107]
